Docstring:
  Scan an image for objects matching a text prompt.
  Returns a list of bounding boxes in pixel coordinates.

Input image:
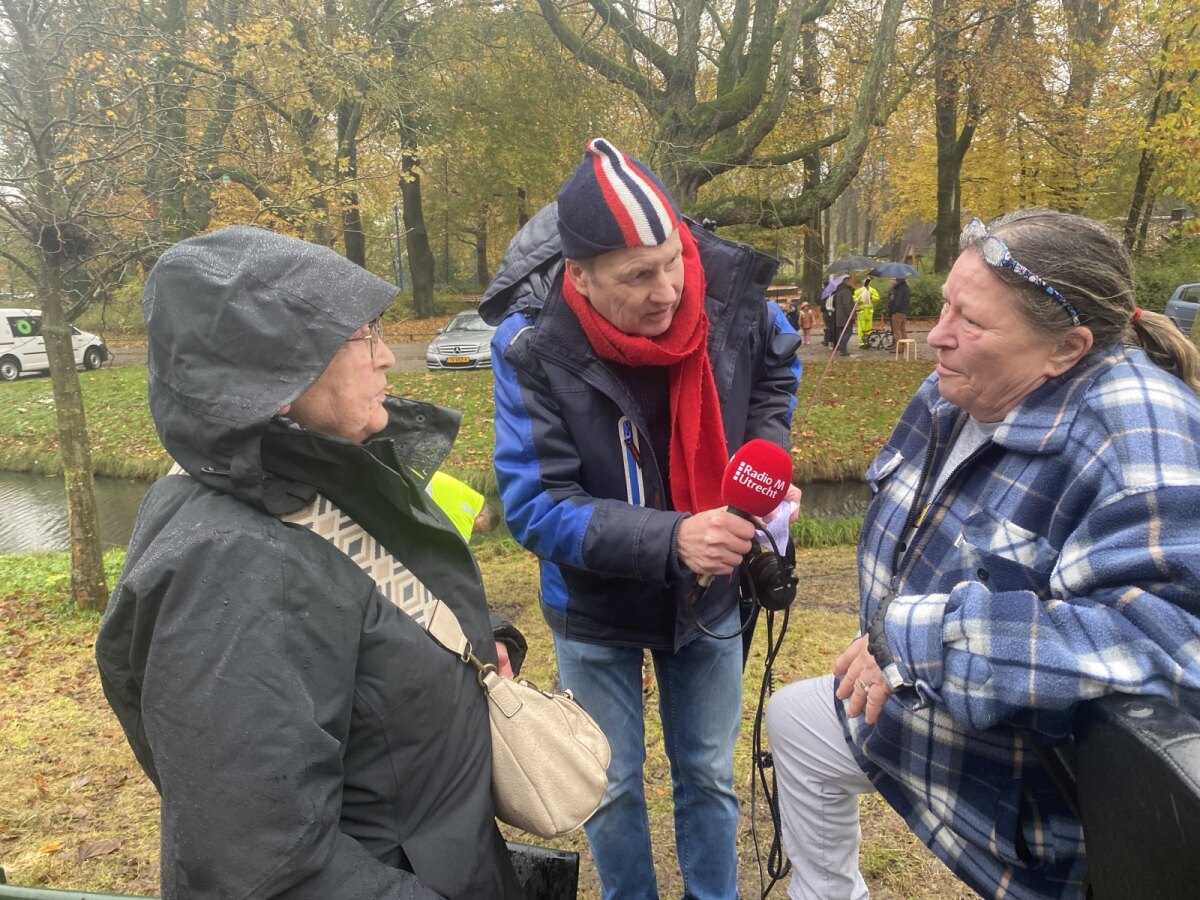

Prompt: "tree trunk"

[933,150,963,273]
[538,0,902,220]
[474,222,490,290]
[338,100,366,267]
[402,152,436,318]
[799,24,826,307]
[40,266,108,611]
[1124,34,1179,249]
[930,0,963,273]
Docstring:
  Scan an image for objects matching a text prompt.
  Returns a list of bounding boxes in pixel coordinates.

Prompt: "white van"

[0,308,109,381]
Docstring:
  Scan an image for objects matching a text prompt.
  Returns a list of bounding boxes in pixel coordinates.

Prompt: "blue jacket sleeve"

[745,303,801,447]
[491,316,685,582]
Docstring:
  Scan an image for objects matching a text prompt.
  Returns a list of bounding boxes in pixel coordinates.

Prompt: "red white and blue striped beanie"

[557,138,681,260]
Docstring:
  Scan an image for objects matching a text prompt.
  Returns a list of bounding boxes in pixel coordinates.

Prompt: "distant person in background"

[888,276,911,342]
[766,208,1200,900]
[822,279,839,347]
[428,470,485,541]
[855,277,877,349]
[834,273,857,356]
[798,300,815,345]
[786,299,801,332]
[473,501,501,536]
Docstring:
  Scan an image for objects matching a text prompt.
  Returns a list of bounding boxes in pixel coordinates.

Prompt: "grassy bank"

[0,545,968,899]
[0,359,935,485]
[0,357,934,548]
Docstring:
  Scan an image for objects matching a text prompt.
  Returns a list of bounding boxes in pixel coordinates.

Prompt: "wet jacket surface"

[833,281,855,329]
[95,227,523,900]
[888,280,911,316]
[481,206,801,650]
[846,345,1200,898]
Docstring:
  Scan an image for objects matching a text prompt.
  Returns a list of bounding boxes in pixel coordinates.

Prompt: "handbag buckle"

[458,638,499,686]
[467,653,497,686]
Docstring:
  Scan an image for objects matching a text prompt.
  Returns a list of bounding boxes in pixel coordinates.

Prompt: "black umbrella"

[828,255,875,274]
[871,261,919,279]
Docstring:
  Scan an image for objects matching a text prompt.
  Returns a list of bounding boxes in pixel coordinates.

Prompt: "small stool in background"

[895,339,916,360]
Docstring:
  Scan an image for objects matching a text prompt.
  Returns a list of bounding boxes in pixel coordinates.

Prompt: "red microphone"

[697,439,793,586]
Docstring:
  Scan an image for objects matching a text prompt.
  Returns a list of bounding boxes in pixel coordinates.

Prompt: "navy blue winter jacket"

[481,205,801,650]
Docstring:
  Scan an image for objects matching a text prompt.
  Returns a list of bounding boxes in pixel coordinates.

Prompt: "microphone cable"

[688,525,797,898]
[748,602,793,898]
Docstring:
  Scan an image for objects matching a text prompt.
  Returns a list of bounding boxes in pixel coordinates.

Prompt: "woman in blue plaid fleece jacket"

[767,209,1200,900]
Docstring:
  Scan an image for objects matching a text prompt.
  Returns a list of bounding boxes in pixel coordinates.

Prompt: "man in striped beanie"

[485,138,802,898]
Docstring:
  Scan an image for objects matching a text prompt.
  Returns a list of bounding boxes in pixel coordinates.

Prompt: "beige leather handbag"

[426,600,612,838]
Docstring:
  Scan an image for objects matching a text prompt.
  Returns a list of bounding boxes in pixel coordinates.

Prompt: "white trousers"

[764,673,875,900]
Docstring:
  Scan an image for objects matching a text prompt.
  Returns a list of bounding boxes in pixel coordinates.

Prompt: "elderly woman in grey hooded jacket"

[96,226,526,899]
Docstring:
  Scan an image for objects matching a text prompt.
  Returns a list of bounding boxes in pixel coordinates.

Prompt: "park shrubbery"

[904,274,946,318]
[1134,233,1200,311]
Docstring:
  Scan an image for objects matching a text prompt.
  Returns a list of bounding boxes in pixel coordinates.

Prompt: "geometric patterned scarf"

[282,493,439,629]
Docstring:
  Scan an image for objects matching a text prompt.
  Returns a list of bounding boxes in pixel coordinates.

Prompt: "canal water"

[0,471,873,555]
[0,471,149,554]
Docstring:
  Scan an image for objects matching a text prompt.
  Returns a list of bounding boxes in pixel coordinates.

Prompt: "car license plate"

[447,356,471,365]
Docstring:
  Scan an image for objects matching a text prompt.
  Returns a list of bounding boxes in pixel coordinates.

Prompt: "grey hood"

[478,202,563,325]
[144,225,398,511]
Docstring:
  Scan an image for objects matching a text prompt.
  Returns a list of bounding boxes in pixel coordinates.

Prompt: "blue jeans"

[553,607,743,900]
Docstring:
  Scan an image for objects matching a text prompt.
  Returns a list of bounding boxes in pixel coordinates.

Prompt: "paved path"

[109,329,934,373]
[796,326,932,364]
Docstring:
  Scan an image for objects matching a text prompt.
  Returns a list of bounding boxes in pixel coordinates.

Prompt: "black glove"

[489,614,528,676]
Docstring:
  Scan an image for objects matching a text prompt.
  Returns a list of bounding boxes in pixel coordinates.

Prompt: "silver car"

[1164,283,1200,335]
[425,311,497,370]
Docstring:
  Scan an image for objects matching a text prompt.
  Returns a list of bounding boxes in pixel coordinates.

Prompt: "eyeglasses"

[345,318,385,358]
[961,217,1080,327]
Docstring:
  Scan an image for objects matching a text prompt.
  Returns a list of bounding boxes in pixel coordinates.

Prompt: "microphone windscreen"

[720,439,792,517]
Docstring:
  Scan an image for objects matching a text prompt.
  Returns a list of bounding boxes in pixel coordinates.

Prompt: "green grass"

[0,360,934,481]
[0,367,165,479]
[0,359,936,547]
[0,545,968,898]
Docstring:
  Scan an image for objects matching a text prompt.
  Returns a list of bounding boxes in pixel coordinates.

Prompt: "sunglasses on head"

[961,217,1080,327]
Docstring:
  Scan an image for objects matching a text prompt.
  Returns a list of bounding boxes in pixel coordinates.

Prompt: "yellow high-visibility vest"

[427,471,485,540]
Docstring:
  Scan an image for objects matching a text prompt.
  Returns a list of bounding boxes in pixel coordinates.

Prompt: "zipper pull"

[622,419,642,468]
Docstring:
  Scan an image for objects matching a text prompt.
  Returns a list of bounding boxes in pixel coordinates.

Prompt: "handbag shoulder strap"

[426,599,497,684]
[280,492,442,628]
[426,598,469,656]
[278,493,494,687]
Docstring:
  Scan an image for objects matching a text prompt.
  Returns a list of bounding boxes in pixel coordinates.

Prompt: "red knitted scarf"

[561,225,727,513]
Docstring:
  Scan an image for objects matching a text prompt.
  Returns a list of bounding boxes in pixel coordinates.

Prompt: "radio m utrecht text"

[732,461,788,498]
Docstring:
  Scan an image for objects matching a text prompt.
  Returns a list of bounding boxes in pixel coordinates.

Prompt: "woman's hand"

[783,484,802,523]
[833,634,893,724]
[495,641,514,678]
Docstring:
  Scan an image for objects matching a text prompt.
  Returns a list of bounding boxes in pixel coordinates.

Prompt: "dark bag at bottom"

[507,842,580,900]
[1072,693,1200,899]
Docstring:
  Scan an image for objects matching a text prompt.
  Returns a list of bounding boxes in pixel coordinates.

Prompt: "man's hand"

[677,508,756,577]
[833,634,893,725]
